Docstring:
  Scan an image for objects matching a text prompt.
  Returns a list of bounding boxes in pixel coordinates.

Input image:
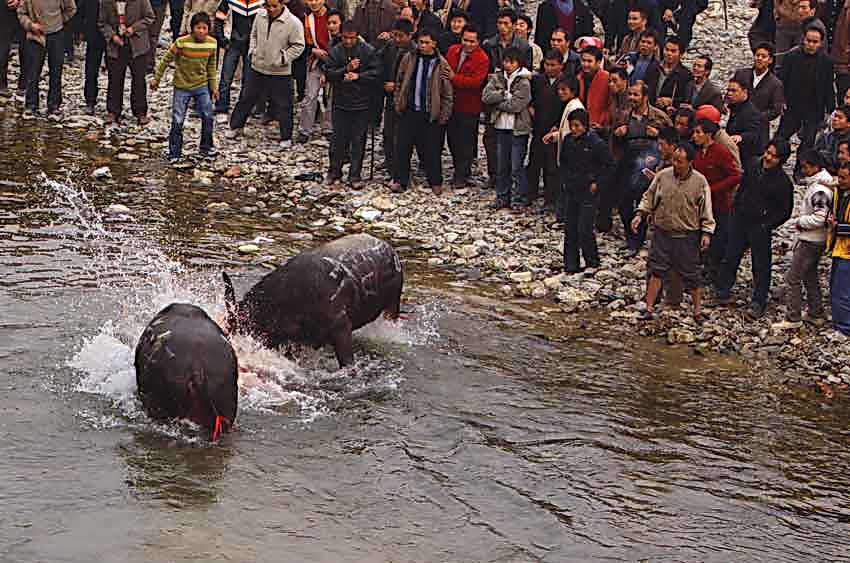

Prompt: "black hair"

[557,74,579,94]
[694,117,720,136]
[835,104,850,120]
[639,29,658,44]
[340,19,358,34]
[502,46,523,63]
[190,11,211,29]
[675,142,697,162]
[728,76,751,93]
[658,126,679,145]
[674,106,695,124]
[627,7,648,19]
[631,80,649,97]
[568,108,590,128]
[543,48,563,62]
[799,148,825,168]
[393,18,414,33]
[417,28,438,42]
[460,23,479,39]
[496,7,517,22]
[580,45,603,62]
[517,14,532,29]
[664,36,684,53]
[767,137,792,165]
[551,27,570,41]
[449,8,469,21]
[609,66,628,81]
[803,24,825,40]
[696,54,713,72]
[753,41,775,57]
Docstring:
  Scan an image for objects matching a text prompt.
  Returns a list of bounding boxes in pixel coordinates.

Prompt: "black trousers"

[25,32,64,112]
[563,187,600,270]
[526,132,558,202]
[383,97,398,175]
[329,106,370,180]
[83,31,105,105]
[446,111,478,183]
[230,71,293,140]
[396,110,444,188]
[106,45,148,118]
[0,7,26,91]
[777,106,822,174]
[169,0,184,41]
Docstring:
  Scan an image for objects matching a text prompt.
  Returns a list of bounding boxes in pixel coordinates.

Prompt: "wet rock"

[353,207,382,221]
[370,195,397,211]
[667,328,696,345]
[91,166,112,179]
[237,244,260,254]
[457,244,480,259]
[105,203,131,215]
[510,271,533,283]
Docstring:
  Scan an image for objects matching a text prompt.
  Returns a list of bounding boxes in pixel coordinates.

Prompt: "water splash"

[39,176,436,435]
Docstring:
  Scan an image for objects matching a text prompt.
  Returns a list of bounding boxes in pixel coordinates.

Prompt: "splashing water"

[38,176,440,434]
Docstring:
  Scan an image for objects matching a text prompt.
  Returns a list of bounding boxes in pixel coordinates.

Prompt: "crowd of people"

[1,0,849,335]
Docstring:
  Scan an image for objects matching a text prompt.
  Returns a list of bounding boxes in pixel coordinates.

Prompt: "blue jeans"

[215,43,249,114]
[618,146,659,250]
[716,214,773,308]
[169,86,213,158]
[495,130,529,205]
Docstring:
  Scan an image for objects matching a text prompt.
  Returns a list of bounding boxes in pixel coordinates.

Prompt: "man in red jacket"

[693,117,742,284]
[577,45,609,130]
[445,23,489,188]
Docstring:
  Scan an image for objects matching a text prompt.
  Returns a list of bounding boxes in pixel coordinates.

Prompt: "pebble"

[237,244,260,254]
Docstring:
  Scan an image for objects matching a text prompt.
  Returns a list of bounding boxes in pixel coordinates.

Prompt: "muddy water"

[3,117,850,562]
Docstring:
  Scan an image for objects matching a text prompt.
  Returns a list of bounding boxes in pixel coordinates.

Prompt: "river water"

[3,118,850,562]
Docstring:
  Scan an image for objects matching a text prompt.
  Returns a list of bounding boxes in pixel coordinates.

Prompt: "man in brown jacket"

[17,0,76,119]
[353,0,397,46]
[99,0,154,124]
[392,27,452,195]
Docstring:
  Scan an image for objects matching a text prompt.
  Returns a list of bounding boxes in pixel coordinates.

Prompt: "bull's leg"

[332,318,354,368]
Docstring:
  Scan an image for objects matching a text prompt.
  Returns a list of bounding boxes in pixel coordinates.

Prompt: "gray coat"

[481,67,533,136]
[99,0,154,58]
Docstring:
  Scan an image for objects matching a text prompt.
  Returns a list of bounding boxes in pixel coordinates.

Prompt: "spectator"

[613,80,672,256]
[146,0,165,73]
[577,45,610,128]
[381,17,416,178]
[224,0,305,147]
[180,0,218,33]
[169,0,185,40]
[548,27,578,75]
[560,108,614,272]
[482,46,532,210]
[839,139,850,166]
[672,105,693,140]
[412,0,440,35]
[534,0,593,55]
[692,118,742,283]
[514,14,541,69]
[79,0,103,113]
[777,26,835,179]
[296,0,332,142]
[659,0,707,51]
[100,0,155,125]
[725,76,764,170]
[596,66,631,231]
[717,138,793,317]
[623,29,659,87]
[212,0,263,122]
[814,104,850,172]
[326,19,380,187]
[612,7,648,61]
[392,27,453,194]
[1,0,27,98]
[438,8,467,54]
[465,0,498,39]
[653,36,693,115]
[695,103,741,170]
[831,0,849,102]
[353,0,398,45]
[733,42,785,148]
[445,23,489,188]
[633,142,715,321]
[827,161,850,335]
[785,149,834,322]
[605,0,663,54]
[17,0,76,120]
[527,48,564,203]
[797,0,827,52]
[151,11,219,162]
[542,73,584,220]
[774,0,805,60]
[684,54,722,112]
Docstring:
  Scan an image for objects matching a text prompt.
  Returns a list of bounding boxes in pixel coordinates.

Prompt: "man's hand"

[647,125,659,137]
[730,134,742,144]
[377,31,391,41]
[590,182,598,194]
[614,125,627,136]
[631,214,643,234]
[656,96,672,107]
[311,48,327,58]
[643,168,656,180]
[150,78,159,90]
[542,129,557,144]
[347,57,361,71]
[30,22,44,34]
[344,71,359,81]
[126,25,134,35]
[212,89,220,102]
[384,81,395,93]
[700,233,711,251]
[112,34,124,46]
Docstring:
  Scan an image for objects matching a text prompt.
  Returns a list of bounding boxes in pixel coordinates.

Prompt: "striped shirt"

[154,34,219,92]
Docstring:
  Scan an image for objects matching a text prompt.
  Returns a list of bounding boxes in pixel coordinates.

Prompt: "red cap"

[695,105,721,123]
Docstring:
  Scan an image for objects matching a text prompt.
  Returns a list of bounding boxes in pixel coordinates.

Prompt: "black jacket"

[733,67,785,147]
[415,8,443,37]
[467,0,498,39]
[734,159,794,231]
[482,33,533,72]
[656,62,694,108]
[605,0,664,50]
[530,73,565,136]
[379,38,415,100]
[78,0,102,41]
[689,78,723,111]
[779,47,835,116]
[559,129,615,190]
[533,0,594,56]
[438,30,460,55]
[726,100,765,169]
[326,40,382,111]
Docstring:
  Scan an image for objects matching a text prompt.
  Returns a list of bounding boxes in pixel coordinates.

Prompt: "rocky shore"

[3,0,848,390]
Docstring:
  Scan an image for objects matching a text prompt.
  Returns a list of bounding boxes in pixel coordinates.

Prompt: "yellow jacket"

[828,187,850,259]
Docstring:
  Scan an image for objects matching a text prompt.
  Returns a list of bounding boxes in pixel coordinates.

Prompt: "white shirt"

[753,68,769,89]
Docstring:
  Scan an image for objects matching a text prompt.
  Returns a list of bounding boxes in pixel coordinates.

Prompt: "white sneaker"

[215,113,228,124]
[279,139,292,149]
[224,127,241,139]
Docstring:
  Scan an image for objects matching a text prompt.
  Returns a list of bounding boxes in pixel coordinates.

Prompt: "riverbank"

[3,0,847,389]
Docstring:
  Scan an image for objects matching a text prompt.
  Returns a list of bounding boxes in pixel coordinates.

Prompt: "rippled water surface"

[3,118,850,562]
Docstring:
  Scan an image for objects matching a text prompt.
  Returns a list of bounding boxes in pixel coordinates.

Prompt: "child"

[151,12,219,163]
[785,149,834,322]
[481,47,533,212]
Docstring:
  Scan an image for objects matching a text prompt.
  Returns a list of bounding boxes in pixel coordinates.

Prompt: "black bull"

[134,303,238,440]
[223,233,404,367]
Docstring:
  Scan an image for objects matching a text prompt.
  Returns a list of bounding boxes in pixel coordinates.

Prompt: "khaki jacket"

[18,0,76,44]
[99,0,154,58]
[394,51,454,125]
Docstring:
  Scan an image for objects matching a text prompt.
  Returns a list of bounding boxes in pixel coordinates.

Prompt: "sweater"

[693,142,742,214]
[795,169,835,243]
[637,167,716,235]
[154,34,219,91]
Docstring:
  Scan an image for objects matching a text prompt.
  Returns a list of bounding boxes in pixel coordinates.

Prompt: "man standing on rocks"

[445,22,488,189]
[17,0,76,119]
[527,48,564,203]
[827,161,850,335]
[379,18,415,179]
[814,104,850,173]
[99,0,155,125]
[325,19,379,188]
[725,76,764,171]
[224,0,304,147]
[716,139,794,318]
[632,142,715,321]
[613,80,672,257]
[577,45,610,129]
[652,36,693,117]
[392,27,453,195]
[733,42,785,150]
[295,0,331,142]
[0,0,27,98]
[610,7,648,62]
[684,55,722,112]
[784,149,834,323]
[212,0,263,123]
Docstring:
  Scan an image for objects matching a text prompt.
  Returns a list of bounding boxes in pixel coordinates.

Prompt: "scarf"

[413,54,437,113]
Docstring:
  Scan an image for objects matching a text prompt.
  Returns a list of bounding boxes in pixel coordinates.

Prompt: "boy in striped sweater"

[151,12,219,163]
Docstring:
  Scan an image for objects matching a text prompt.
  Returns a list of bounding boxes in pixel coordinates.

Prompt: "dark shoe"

[137,115,150,126]
[451,177,467,189]
[489,199,510,210]
[84,103,96,115]
[431,184,443,195]
[637,310,654,321]
[200,147,219,159]
[105,112,117,124]
[715,294,734,306]
[296,132,309,144]
[390,181,405,193]
[585,260,600,269]
[624,247,640,258]
[511,203,528,213]
[260,112,275,125]
[786,311,802,323]
[747,303,766,319]
[326,174,342,187]
[349,178,365,190]
[564,266,581,274]
[693,312,705,324]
